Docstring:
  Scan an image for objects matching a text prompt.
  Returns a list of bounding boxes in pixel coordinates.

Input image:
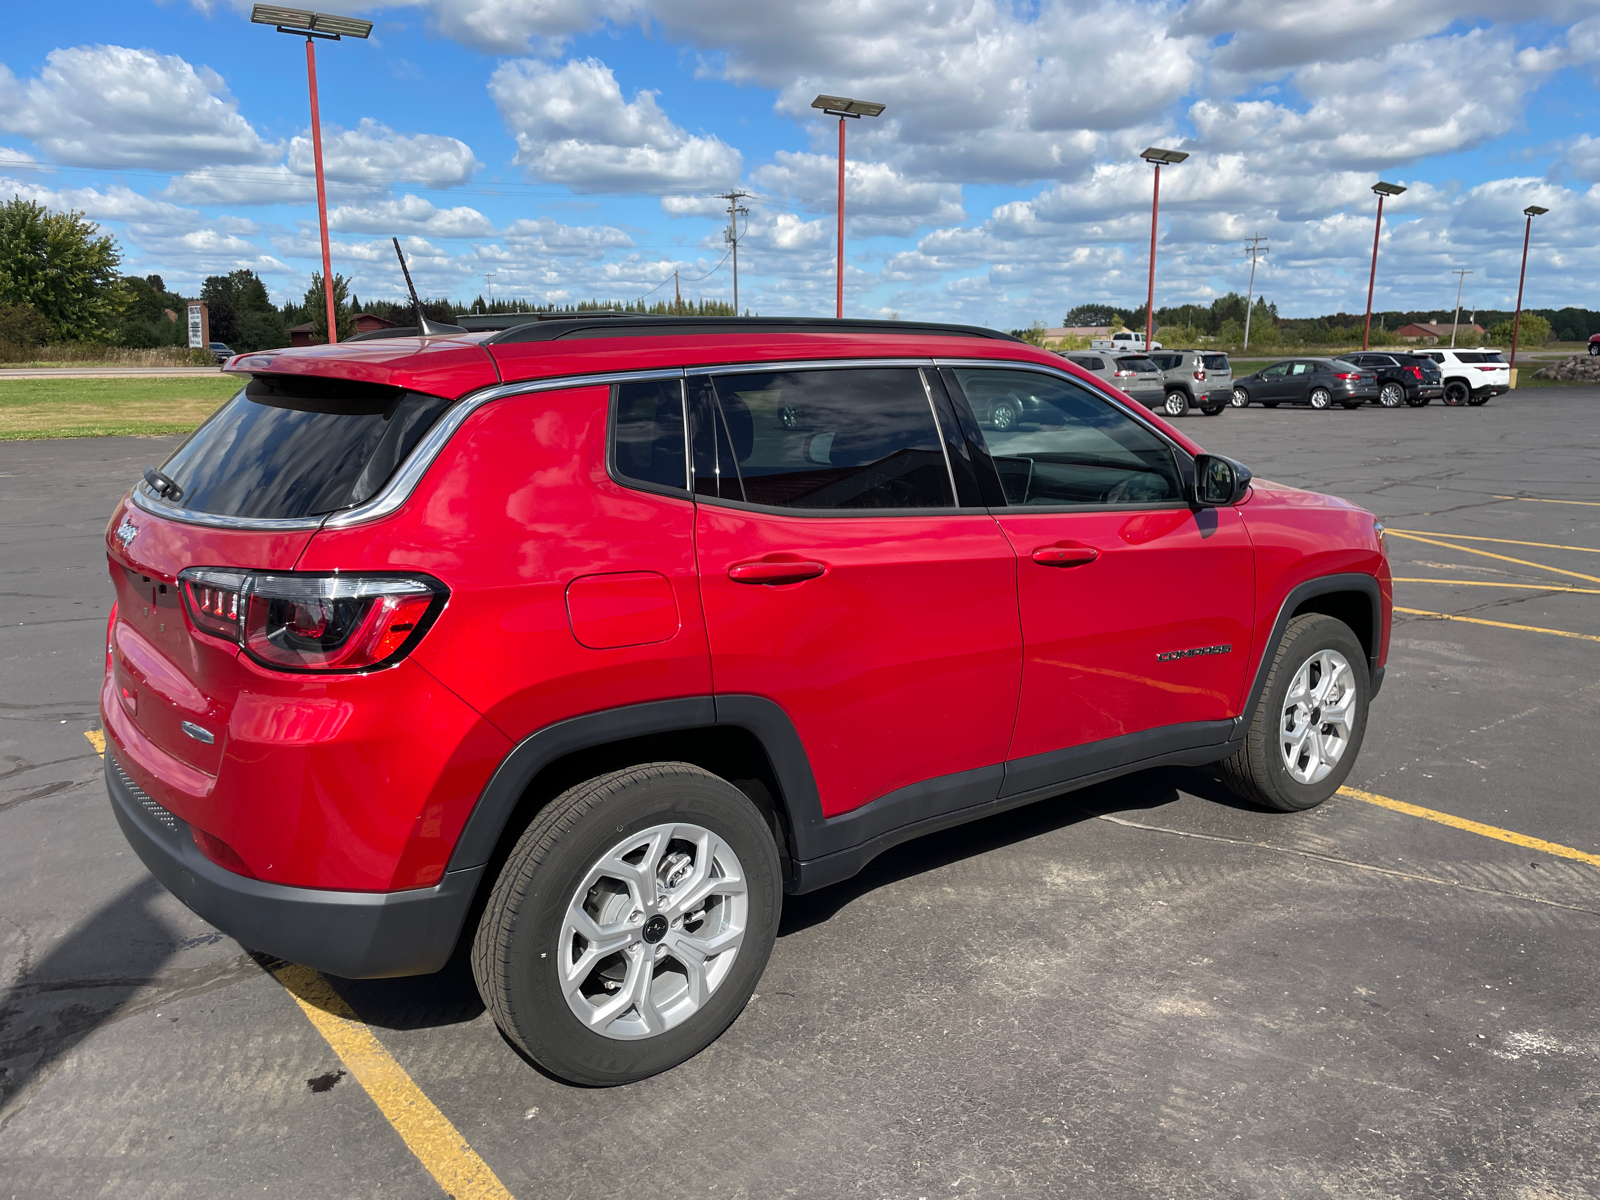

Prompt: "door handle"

[728,559,828,585]
[1031,544,1099,568]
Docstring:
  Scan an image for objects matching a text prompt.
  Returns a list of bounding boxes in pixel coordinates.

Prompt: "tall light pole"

[717,190,750,314]
[1448,268,1471,347]
[1362,181,1406,350]
[1242,233,1268,350]
[1140,148,1188,349]
[251,6,372,344]
[812,95,886,318]
[1510,205,1548,376]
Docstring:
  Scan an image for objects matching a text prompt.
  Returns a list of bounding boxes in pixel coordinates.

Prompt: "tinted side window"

[692,368,954,510]
[1201,354,1230,371]
[613,379,687,491]
[1262,363,1288,377]
[949,368,1182,507]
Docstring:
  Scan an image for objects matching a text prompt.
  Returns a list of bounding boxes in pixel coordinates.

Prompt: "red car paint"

[102,327,1390,907]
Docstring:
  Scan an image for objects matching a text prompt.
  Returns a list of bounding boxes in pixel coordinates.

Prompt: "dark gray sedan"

[1230,358,1379,410]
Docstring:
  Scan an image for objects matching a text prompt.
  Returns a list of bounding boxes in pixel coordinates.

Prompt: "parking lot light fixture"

[812,95,886,318]
[1362,181,1407,350]
[1510,205,1549,376]
[251,5,373,344]
[1139,148,1188,350]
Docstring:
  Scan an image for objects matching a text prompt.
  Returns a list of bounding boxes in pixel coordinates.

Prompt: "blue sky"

[3,0,1597,327]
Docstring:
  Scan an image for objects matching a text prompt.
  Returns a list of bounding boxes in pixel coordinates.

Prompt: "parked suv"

[102,316,1391,1085]
[1061,351,1167,409]
[1146,349,1233,417]
[1344,352,1444,407]
[1230,358,1380,409]
[1411,348,1510,405]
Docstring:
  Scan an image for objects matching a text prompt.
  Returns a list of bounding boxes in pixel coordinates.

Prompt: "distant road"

[0,366,225,379]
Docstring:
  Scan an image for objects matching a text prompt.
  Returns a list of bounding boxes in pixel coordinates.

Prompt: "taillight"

[1406,366,1423,380]
[1334,372,1359,381]
[1114,368,1136,377]
[179,568,446,673]
[1193,368,1207,381]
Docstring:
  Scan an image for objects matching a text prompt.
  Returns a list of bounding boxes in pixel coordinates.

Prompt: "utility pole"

[484,272,495,308]
[1449,269,1472,346]
[1242,234,1268,350]
[717,191,750,315]
[674,270,681,317]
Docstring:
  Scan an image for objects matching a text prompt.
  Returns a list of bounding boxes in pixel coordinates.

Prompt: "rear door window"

[611,379,687,491]
[153,376,453,520]
[946,368,1182,507]
[690,368,955,510]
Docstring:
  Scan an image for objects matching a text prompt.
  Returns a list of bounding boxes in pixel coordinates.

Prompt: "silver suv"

[1146,350,1233,417]
[1061,351,1166,410]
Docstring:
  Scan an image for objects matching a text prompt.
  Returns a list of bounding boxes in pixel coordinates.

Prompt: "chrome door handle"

[1031,544,1099,567]
[728,559,828,585]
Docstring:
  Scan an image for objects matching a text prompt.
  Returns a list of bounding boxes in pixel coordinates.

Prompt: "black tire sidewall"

[485,768,781,1085]
[1251,617,1370,811]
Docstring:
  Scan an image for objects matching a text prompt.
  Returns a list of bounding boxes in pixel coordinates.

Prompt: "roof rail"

[454,311,633,332]
[485,315,1020,344]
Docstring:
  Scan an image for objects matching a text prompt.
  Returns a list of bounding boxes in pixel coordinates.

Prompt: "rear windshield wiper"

[143,466,183,502]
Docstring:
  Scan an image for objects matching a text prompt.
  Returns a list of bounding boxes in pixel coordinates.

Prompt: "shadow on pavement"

[0,877,183,1125]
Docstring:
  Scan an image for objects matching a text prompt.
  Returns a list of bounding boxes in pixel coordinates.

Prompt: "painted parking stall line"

[1338,787,1600,868]
[272,963,516,1200]
[1394,606,1600,645]
[1385,530,1600,586]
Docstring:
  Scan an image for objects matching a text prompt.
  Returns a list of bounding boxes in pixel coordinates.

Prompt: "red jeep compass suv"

[102,316,1391,1084]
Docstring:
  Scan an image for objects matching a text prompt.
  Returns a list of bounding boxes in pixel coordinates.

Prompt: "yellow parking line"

[1394,605,1600,644]
[1391,530,1600,556]
[1339,786,1600,868]
[1385,530,1600,586]
[1493,495,1600,508]
[85,730,105,757]
[272,963,515,1200]
[1392,578,1600,595]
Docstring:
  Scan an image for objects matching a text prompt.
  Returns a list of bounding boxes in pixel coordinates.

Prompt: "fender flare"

[1237,572,1384,730]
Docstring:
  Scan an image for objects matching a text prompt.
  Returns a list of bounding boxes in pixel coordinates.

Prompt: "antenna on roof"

[393,236,450,337]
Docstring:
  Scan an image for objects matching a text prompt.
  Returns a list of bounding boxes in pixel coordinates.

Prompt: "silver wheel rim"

[1232,388,1247,407]
[559,823,748,1041]
[1310,389,1330,408]
[993,403,1016,430]
[1280,649,1356,785]
[1381,384,1402,407]
[1165,394,1185,415]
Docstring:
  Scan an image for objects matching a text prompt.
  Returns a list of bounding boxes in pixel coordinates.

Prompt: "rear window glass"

[1455,352,1505,363]
[155,377,454,520]
[1118,357,1158,371]
[1201,355,1230,371]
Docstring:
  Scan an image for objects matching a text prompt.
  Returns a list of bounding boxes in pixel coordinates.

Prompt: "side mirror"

[1193,454,1252,507]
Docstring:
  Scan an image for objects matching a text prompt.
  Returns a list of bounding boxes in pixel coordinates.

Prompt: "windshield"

[153,376,454,520]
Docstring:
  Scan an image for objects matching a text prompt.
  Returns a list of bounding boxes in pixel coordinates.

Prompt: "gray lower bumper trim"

[106,754,481,979]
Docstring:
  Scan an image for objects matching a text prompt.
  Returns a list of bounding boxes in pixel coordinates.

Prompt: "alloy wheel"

[1309,387,1332,409]
[1379,382,1404,408]
[1279,649,1356,785]
[992,401,1018,431]
[1231,387,1249,407]
[1164,392,1188,417]
[1443,381,1469,405]
[559,823,748,1041]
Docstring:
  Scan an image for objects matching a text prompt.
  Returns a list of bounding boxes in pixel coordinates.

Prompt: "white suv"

[1412,347,1511,406]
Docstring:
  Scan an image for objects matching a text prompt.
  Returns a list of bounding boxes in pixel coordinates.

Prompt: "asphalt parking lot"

[3,388,1599,1199]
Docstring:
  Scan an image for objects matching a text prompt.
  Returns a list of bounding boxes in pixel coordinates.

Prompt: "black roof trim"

[485,315,1021,345]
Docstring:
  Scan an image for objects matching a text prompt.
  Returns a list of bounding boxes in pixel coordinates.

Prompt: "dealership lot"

[2,390,1598,1199]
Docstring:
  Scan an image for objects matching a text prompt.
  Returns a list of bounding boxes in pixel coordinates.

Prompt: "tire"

[472,763,782,1085]
[1589,342,1598,356]
[1200,405,1225,416]
[1378,382,1404,408]
[991,400,1019,431]
[1308,387,1332,410]
[1443,380,1469,406]
[1405,394,1427,408]
[1163,390,1189,417]
[1467,393,1490,407]
[1221,614,1370,813]
[1231,387,1250,408]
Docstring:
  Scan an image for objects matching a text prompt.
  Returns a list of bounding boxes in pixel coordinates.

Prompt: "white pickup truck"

[1090,330,1162,352]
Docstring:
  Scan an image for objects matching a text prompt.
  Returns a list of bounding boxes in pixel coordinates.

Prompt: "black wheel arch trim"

[1237,572,1385,730]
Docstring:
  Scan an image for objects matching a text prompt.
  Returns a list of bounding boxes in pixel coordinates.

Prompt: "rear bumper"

[106,752,482,979]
